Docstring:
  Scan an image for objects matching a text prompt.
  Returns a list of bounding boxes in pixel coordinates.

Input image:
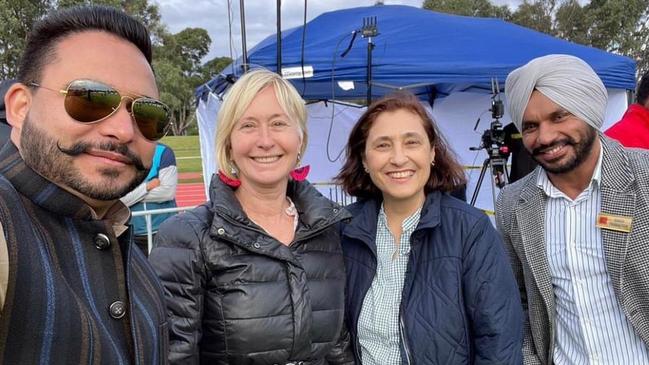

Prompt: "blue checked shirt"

[357,204,421,365]
[539,150,649,364]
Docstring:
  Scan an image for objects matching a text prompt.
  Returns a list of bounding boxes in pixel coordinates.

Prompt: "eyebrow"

[522,107,570,125]
[370,131,425,143]
[240,113,289,122]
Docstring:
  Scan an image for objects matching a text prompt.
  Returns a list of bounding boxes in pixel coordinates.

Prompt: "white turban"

[505,54,607,132]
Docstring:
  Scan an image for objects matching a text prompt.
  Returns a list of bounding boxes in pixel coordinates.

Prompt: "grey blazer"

[496,137,649,365]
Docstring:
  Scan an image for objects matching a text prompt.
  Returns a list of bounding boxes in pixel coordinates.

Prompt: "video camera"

[470,79,509,164]
[469,78,510,206]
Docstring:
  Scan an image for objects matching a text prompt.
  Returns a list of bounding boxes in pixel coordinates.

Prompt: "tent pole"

[367,37,374,105]
[277,0,282,75]
[240,0,248,72]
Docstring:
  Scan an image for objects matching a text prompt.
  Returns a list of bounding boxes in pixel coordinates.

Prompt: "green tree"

[510,1,554,35]
[200,57,234,82]
[423,0,511,18]
[554,0,649,78]
[423,0,649,81]
[0,0,53,79]
[154,28,225,136]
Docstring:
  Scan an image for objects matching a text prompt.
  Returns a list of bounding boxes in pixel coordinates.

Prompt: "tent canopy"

[196,5,636,102]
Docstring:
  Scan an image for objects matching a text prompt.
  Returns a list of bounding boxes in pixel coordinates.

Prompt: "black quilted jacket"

[150,176,354,365]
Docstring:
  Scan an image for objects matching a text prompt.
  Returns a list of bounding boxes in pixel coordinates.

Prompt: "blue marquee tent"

[196,4,636,102]
[194,5,636,211]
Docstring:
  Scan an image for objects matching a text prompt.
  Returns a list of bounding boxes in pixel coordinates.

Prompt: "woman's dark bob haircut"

[336,91,467,199]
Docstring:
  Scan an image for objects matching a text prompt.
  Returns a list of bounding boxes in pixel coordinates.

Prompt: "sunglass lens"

[64,80,121,123]
[131,98,171,141]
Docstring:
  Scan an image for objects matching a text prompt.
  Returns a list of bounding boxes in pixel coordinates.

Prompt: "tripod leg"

[470,159,490,206]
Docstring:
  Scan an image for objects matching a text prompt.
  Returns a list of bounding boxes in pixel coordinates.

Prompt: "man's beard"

[530,125,598,174]
[20,117,148,201]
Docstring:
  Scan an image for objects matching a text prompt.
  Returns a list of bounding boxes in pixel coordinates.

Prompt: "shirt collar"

[378,203,423,232]
[98,200,130,236]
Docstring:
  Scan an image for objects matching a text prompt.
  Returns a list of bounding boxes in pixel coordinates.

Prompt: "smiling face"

[363,108,435,208]
[229,85,302,190]
[7,31,156,204]
[521,90,598,174]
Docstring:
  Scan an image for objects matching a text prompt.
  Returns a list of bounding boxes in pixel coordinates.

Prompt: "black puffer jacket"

[150,176,354,365]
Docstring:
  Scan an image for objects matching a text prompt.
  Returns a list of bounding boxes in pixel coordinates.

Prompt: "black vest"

[0,143,168,364]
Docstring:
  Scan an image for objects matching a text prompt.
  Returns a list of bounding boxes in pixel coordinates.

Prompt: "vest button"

[109,301,126,319]
[94,233,111,250]
[217,228,225,235]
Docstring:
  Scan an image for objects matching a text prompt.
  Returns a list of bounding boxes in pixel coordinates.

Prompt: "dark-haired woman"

[336,91,523,364]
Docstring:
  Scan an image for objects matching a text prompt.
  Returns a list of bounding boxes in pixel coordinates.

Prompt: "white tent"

[196,89,628,212]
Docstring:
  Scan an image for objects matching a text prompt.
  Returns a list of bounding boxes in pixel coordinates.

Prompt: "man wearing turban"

[496,54,649,365]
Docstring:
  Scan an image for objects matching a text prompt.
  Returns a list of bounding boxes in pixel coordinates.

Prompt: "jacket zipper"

[400,316,413,365]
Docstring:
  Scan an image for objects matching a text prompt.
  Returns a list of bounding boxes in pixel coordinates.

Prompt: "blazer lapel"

[599,138,636,297]
[516,169,556,319]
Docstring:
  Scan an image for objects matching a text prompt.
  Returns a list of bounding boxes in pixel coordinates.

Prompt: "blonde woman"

[150,70,354,364]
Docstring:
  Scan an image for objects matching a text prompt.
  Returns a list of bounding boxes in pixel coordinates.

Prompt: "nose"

[389,144,408,165]
[256,124,275,149]
[96,98,137,142]
[535,121,560,147]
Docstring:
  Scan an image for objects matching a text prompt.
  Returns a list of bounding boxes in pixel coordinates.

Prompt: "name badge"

[596,213,633,233]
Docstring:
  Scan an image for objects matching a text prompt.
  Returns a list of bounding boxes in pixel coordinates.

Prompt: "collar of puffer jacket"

[207,174,350,236]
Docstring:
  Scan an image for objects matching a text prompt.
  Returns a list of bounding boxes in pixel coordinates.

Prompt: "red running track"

[176,183,207,207]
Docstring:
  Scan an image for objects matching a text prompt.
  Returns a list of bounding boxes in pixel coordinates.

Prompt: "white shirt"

[539,150,649,364]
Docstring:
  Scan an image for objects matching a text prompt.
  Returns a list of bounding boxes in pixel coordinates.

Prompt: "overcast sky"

[155,0,521,61]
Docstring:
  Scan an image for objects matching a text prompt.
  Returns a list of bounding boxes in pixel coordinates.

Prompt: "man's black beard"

[21,118,149,201]
[531,126,597,174]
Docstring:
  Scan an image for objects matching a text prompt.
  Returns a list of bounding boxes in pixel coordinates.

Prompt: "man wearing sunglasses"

[0,5,169,364]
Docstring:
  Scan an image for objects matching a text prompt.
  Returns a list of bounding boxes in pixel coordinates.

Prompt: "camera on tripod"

[469,78,510,207]
[472,99,509,161]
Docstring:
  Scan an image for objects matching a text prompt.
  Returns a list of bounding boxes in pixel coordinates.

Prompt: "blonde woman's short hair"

[215,69,308,179]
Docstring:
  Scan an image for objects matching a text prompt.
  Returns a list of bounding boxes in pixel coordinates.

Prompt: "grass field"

[161,135,203,176]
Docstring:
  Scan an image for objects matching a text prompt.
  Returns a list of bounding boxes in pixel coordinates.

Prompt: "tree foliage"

[423,0,649,80]
[423,0,511,18]
[0,0,231,135]
[0,0,52,79]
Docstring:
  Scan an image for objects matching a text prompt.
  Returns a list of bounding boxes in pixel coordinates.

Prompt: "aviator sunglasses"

[29,79,171,141]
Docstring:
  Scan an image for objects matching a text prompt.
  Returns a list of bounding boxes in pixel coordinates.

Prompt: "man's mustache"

[56,141,147,171]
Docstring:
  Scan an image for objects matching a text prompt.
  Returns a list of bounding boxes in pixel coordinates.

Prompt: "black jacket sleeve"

[149,211,208,365]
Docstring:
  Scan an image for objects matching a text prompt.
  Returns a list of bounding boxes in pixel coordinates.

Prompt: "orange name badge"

[596,213,633,233]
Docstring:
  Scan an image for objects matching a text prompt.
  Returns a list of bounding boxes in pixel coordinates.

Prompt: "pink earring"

[218,170,241,188]
[290,165,310,181]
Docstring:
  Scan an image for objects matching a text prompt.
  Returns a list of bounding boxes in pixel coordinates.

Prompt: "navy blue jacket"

[341,191,523,364]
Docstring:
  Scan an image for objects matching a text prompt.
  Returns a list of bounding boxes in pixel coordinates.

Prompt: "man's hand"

[146,178,161,191]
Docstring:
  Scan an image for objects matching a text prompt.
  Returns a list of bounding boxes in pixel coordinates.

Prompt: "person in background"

[503,122,538,182]
[498,54,649,364]
[0,5,170,363]
[336,91,523,365]
[605,70,649,149]
[121,142,178,255]
[149,69,354,364]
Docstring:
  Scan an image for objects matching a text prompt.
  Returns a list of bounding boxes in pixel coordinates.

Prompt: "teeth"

[253,156,280,163]
[388,171,413,178]
[544,145,563,155]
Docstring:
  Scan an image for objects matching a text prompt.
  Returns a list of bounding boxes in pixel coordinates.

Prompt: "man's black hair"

[637,70,649,106]
[18,5,152,85]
